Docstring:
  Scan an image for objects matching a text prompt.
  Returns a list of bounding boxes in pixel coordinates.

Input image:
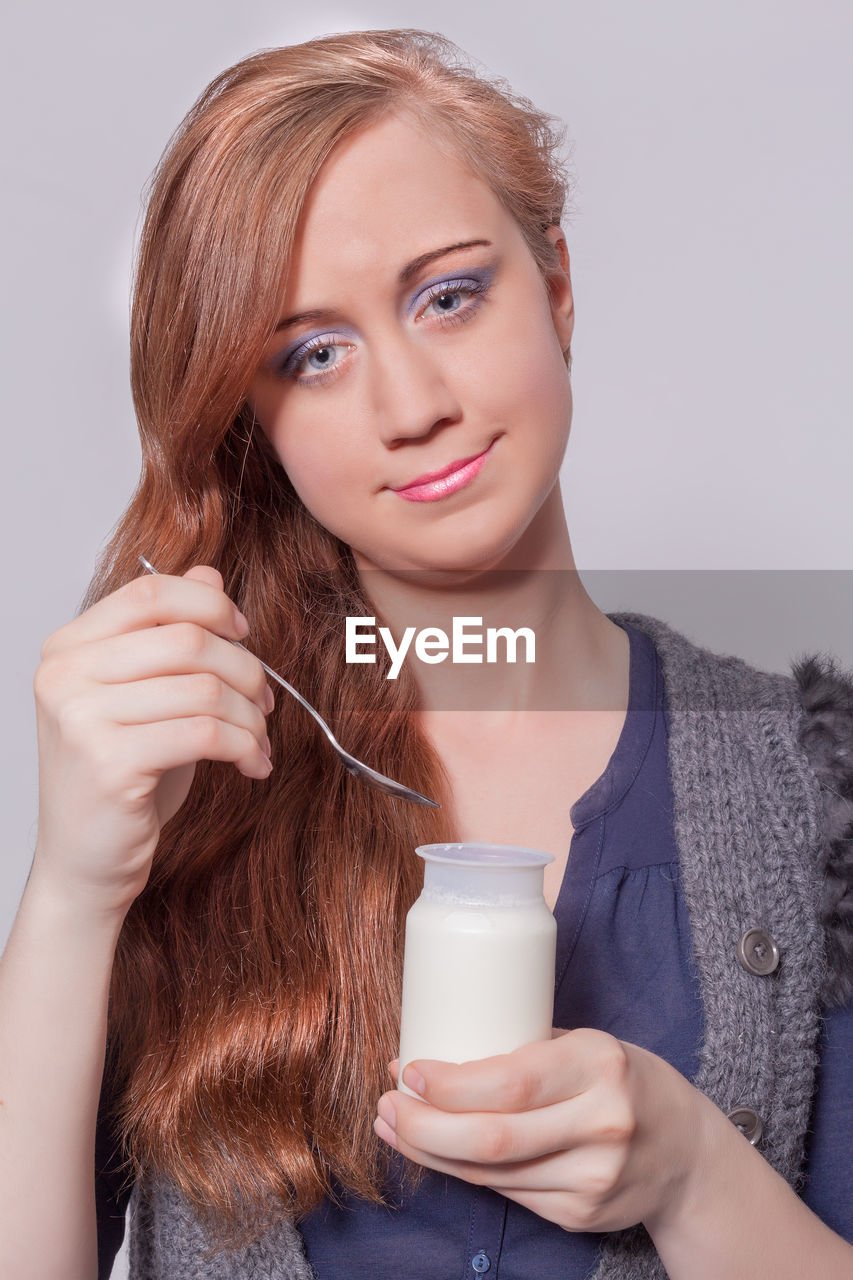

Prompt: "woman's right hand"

[30,564,274,916]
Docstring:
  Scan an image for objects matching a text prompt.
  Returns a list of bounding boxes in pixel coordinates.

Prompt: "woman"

[2,27,851,1280]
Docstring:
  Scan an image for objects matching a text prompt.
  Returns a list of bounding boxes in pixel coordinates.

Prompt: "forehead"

[284,113,521,295]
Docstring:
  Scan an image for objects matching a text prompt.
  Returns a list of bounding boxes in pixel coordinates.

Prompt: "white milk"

[397,843,557,1098]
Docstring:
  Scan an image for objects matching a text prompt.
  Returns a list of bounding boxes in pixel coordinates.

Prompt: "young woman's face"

[246,112,574,576]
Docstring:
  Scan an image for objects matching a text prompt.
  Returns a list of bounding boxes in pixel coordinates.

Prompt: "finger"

[182,565,224,588]
[111,714,273,781]
[401,1027,618,1114]
[379,1088,599,1170]
[73,623,273,715]
[492,1141,630,1202]
[375,1101,623,1196]
[86,674,270,751]
[373,1112,586,1192]
[373,1110,535,1187]
[43,565,249,655]
[487,1184,596,1229]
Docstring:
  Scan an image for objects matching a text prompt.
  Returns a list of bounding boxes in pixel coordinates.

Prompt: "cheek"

[280,444,343,520]
[475,306,572,448]
[516,350,571,434]
[265,418,374,540]
[250,380,355,502]
[276,437,335,494]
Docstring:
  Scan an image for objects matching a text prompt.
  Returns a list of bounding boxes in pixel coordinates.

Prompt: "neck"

[353,484,629,718]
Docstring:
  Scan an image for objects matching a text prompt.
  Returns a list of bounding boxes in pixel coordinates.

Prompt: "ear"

[543,225,574,367]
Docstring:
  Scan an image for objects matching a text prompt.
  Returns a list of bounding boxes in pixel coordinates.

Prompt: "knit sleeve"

[791,651,853,1009]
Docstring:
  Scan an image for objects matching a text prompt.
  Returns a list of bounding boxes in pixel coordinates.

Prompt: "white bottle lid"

[415,841,554,906]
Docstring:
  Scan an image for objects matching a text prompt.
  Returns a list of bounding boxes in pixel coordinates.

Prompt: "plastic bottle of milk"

[397,842,557,1098]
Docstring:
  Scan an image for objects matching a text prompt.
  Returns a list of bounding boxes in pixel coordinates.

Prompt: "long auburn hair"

[84,27,572,1251]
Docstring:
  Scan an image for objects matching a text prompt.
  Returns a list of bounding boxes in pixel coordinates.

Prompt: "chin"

[358,508,536,582]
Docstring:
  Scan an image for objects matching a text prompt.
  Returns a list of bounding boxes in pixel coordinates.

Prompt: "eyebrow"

[273,239,493,334]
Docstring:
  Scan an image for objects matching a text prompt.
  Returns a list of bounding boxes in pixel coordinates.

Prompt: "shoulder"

[612,611,853,1010]
[610,611,799,708]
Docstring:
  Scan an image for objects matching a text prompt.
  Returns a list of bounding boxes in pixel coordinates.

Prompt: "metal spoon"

[138,556,439,808]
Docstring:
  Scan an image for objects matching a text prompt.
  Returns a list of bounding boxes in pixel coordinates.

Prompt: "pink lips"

[391,440,496,503]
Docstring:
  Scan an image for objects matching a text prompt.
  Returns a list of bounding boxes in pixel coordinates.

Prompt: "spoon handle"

[136,555,440,808]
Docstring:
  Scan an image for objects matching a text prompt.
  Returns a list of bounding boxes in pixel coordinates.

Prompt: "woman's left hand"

[375,1027,711,1234]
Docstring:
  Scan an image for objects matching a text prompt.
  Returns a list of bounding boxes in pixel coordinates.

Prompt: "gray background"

[2,4,851,1273]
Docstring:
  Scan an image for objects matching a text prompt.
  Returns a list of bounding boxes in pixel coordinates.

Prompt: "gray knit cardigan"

[126,611,853,1279]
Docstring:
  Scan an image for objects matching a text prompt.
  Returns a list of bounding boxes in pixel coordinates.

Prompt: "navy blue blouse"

[95,621,853,1278]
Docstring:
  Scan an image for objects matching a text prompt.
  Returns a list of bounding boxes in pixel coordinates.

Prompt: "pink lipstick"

[391,439,496,503]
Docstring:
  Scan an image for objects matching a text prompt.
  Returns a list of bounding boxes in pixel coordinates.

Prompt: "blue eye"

[417,277,489,324]
[274,269,493,387]
[279,334,348,383]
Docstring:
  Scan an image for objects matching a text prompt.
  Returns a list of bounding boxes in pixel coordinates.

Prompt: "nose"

[367,329,463,447]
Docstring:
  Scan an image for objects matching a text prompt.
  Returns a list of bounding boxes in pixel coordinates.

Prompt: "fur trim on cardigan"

[792,651,853,1008]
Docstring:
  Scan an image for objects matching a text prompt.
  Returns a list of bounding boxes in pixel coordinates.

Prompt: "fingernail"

[374,1116,397,1148]
[263,734,272,758]
[402,1067,426,1096]
[233,609,250,636]
[376,1095,396,1130]
[264,686,275,712]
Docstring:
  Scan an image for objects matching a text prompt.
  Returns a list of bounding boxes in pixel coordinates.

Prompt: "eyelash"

[276,276,491,388]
